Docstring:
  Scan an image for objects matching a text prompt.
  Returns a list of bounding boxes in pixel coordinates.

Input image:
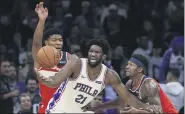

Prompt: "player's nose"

[91,52,96,56]
[125,65,129,69]
[56,40,62,45]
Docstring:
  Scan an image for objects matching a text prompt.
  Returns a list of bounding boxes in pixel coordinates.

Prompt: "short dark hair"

[131,54,148,73]
[42,28,63,45]
[25,76,38,85]
[86,39,110,55]
[0,59,10,67]
[168,68,180,79]
[18,93,31,103]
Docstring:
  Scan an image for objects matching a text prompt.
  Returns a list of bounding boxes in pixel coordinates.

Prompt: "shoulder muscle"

[143,79,159,97]
[106,69,122,86]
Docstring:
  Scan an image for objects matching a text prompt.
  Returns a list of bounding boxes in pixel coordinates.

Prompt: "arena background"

[0,0,184,113]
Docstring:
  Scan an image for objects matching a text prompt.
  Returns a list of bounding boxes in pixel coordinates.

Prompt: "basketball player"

[32,2,70,113]
[90,54,178,113]
[35,39,168,113]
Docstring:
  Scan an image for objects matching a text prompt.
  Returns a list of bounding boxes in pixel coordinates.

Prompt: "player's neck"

[131,74,144,87]
[87,64,102,75]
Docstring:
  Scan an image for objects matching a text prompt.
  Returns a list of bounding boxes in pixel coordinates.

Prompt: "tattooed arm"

[139,79,163,113]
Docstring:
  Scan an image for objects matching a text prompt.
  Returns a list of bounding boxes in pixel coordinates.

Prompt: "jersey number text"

[75,94,87,104]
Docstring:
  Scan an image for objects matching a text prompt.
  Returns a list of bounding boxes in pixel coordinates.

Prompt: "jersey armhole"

[68,59,82,81]
[101,67,108,91]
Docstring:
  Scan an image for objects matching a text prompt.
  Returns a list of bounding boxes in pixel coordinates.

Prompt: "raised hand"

[35,2,48,21]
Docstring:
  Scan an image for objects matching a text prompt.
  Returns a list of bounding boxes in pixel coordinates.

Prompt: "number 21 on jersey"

[75,94,87,104]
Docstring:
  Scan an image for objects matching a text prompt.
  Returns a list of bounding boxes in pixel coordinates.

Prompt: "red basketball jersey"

[38,51,69,114]
[128,76,178,114]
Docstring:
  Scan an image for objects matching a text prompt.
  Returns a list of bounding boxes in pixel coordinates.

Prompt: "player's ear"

[102,54,106,60]
[137,67,143,73]
[45,40,48,45]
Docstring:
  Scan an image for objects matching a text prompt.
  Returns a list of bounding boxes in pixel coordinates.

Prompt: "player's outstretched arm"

[32,2,48,68]
[91,80,133,111]
[107,69,163,113]
[89,98,124,112]
[35,54,79,87]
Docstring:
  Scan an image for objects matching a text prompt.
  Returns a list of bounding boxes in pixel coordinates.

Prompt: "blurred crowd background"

[0,0,184,114]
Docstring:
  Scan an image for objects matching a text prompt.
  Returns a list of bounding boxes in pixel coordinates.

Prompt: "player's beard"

[88,59,101,68]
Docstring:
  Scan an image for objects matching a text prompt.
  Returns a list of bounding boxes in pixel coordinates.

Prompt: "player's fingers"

[45,8,48,12]
[120,110,130,113]
[122,106,132,110]
[39,2,44,8]
[35,4,39,12]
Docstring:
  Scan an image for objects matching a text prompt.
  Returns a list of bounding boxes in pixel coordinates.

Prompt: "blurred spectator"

[166,0,184,34]
[159,37,184,84]
[69,44,81,54]
[73,49,83,58]
[148,43,162,80]
[90,92,105,113]
[102,4,127,48]
[160,68,184,111]
[17,93,32,114]
[162,32,180,52]
[112,45,128,76]
[132,35,153,60]
[66,25,81,48]
[0,59,19,114]
[18,54,33,83]
[143,19,157,41]
[104,86,118,114]
[0,44,7,61]
[8,64,25,113]
[25,77,41,113]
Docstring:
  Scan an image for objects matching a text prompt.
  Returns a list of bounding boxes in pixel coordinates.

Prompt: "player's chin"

[89,62,98,67]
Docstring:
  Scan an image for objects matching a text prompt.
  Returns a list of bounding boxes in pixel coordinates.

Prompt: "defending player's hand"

[35,2,48,21]
[120,106,138,113]
[34,68,52,83]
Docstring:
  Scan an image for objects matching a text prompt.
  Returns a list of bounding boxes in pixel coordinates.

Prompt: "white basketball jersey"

[46,58,107,113]
[73,58,107,107]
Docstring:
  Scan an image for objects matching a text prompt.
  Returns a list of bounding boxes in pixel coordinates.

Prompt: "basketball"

[37,46,60,68]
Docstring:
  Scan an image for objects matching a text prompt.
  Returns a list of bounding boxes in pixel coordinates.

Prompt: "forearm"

[33,20,45,46]
[40,73,67,87]
[3,90,19,99]
[94,98,121,111]
[39,78,57,88]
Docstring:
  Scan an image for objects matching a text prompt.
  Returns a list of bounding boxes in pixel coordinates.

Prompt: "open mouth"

[90,57,96,63]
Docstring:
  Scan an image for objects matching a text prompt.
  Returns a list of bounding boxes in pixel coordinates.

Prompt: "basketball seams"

[37,46,60,68]
[42,47,53,68]
[37,55,51,68]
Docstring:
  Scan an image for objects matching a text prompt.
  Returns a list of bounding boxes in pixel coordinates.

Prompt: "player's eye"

[52,39,56,41]
[59,38,63,42]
